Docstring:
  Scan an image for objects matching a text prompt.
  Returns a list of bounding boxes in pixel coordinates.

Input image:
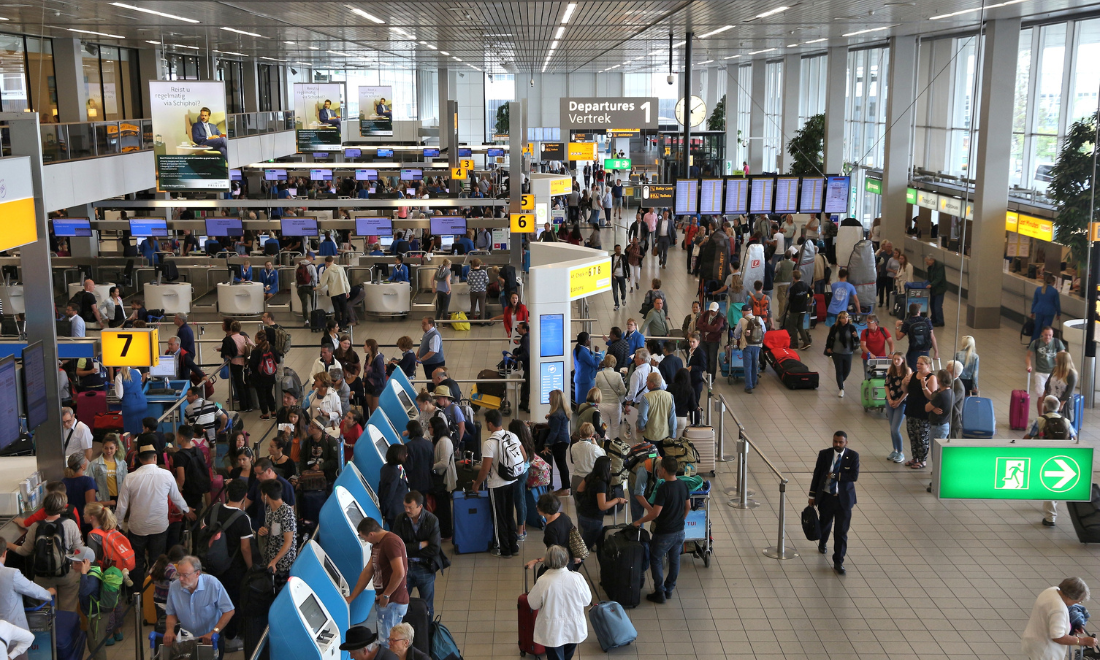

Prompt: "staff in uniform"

[807,431,859,575]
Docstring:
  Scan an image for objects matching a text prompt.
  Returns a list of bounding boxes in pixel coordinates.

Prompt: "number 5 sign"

[101,328,160,367]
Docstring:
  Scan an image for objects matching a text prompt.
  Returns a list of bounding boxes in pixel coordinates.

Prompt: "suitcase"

[455,460,480,492]
[402,598,431,656]
[1068,393,1085,437]
[589,600,638,652]
[299,489,326,524]
[962,396,996,438]
[518,567,546,657]
[779,368,819,390]
[596,524,649,609]
[721,345,744,384]
[309,308,328,332]
[813,293,826,327]
[142,576,159,626]
[860,378,886,412]
[75,390,108,428]
[1068,483,1100,543]
[525,485,547,530]
[1010,376,1030,430]
[452,490,494,554]
[683,426,715,476]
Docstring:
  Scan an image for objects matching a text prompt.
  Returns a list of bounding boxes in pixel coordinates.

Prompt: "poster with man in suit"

[149,81,230,192]
[358,86,393,136]
[294,83,344,152]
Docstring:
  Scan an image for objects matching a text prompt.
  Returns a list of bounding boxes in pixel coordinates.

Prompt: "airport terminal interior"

[3,0,1100,658]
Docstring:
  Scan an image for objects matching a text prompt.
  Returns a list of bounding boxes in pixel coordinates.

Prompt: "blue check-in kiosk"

[352,409,402,491]
[334,461,383,523]
[388,366,417,399]
[268,577,341,660]
[290,540,352,660]
[317,486,374,625]
[378,377,420,433]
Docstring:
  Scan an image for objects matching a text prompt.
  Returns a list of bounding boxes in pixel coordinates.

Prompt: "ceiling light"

[440,51,449,55]
[66,28,126,39]
[0,17,8,21]
[259,56,284,61]
[347,6,385,23]
[145,39,159,44]
[649,50,663,56]
[390,27,413,38]
[110,2,199,23]
[929,0,1026,20]
[634,55,644,60]
[550,40,559,50]
[561,3,577,23]
[308,46,319,50]
[172,44,199,50]
[748,48,776,54]
[283,40,294,45]
[673,40,686,48]
[804,38,827,44]
[842,25,894,36]
[555,26,565,39]
[755,6,790,19]
[787,43,798,47]
[213,50,245,56]
[419,40,427,45]
[699,25,734,38]
[221,27,263,37]
[697,59,714,64]
[327,49,350,56]
[723,54,740,59]
[452,56,461,61]
[609,64,620,69]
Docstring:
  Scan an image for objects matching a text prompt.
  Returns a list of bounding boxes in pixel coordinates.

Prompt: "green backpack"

[87,565,125,616]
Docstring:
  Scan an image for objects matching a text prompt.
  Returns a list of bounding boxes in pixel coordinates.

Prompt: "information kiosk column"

[317,486,376,625]
[528,174,573,244]
[268,577,342,660]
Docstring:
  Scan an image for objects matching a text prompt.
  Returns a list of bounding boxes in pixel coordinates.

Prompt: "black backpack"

[1042,413,1071,439]
[178,447,211,496]
[197,504,246,575]
[907,318,932,351]
[33,519,69,578]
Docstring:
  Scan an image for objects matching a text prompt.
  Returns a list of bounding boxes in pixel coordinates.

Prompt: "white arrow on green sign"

[933,440,1094,501]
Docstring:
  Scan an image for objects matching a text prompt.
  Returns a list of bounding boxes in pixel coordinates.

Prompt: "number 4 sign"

[101,328,160,367]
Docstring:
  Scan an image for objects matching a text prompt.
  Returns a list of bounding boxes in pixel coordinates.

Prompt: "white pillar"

[881,36,918,249]
[781,53,801,173]
[824,46,847,175]
[725,65,740,173]
[51,39,88,123]
[968,17,1022,329]
[749,59,766,173]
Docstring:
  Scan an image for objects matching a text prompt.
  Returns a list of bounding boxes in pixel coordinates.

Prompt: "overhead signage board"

[568,259,612,300]
[459,158,475,171]
[864,177,882,195]
[1017,213,1055,242]
[640,184,674,203]
[549,178,573,195]
[938,196,963,217]
[567,142,597,161]
[521,194,535,211]
[560,97,660,131]
[604,158,631,170]
[540,142,565,160]
[0,157,37,252]
[906,187,918,205]
[916,190,939,210]
[149,81,230,192]
[608,129,640,137]
[1005,211,1019,233]
[101,328,160,367]
[933,439,1094,501]
[451,167,466,179]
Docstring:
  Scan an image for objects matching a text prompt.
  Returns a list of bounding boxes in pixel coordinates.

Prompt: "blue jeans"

[1033,314,1055,340]
[930,422,950,441]
[742,345,761,390]
[374,601,409,647]
[512,467,529,530]
[886,404,905,454]
[577,514,603,549]
[406,563,436,619]
[649,530,686,594]
[930,293,945,325]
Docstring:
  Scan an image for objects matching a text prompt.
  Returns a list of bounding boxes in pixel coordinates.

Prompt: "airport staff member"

[259,261,279,299]
[191,107,228,159]
[807,431,859,576]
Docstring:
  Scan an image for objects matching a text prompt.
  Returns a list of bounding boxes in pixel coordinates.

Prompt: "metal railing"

[717,394,796,560]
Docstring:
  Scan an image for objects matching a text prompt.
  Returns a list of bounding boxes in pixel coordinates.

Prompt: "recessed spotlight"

[699,25,734,38]
[221,27,263,37]
[110,3,199,23]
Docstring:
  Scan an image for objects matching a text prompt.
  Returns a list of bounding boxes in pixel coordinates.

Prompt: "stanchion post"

[728,435,758,509]
[705,374,712,426]
[763,480,798,559]
[716,397,727,462]
[133,591,143,660]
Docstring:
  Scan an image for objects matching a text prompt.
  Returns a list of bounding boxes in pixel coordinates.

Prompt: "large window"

[0,32,58,123]
[165,54,201,81]
[845,46,889,224]
[485,73,514,138]
[81,43,142,120]
[217,60,245,114]
[799,54,827,126]
[258,64,280,111]
[763,60,783,172]
[735,65,752,167]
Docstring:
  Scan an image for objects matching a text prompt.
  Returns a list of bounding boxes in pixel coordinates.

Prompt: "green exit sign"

[604,158,631,170]
[933,440,1094,501]
[906,187,918,205]
[864,178,882,195]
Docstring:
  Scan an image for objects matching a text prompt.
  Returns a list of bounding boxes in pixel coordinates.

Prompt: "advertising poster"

[359,85,393,136]
[294,83,343,152]
[149,81,230,192]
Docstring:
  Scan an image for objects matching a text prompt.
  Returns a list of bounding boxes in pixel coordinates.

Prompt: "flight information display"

[129,218,169,237]
[824,176,851,215]
[749,177,775,215]
[400,169,423,180]
[280,217,319,237]
[423,148,440,157]
[0,357,17,449]
[355,169,379,181]
[430,216,467,236]
[52,219,92,237]
[458,148,472,157]
[377,148,394,157]
[699,179,724,215]
[487,148,505,157]
[309,169,332,181]
[205,217,244,237]
[799,177,826,214]
[724,178,750,215]
[774,177,801,214]
[264,169,287,181]
[344,148,362,158]
[355,217,393,235]
[22,342,47,431]
[674,179,698,216]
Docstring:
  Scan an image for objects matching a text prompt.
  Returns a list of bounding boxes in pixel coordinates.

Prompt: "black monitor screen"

[264,169,288,181]
[344,148,362,158]
[355,169,378,181]
[52,219,92,237]
[430,216,467,236]
[355,217,393,235]
[487,148,504,157]
[21,342,47,431]
[400,169,423,180]
[0,357,17,450]
[424,148,440,157]
[205,217,244,237]
[129,218,169,237]
[458,148,472,157]
[280,217,319,237]
[377,148,394,158]
[299,594,328,634]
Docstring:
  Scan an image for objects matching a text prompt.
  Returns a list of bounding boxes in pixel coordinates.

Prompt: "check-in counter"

[67,282,115,307]
[143,283,192,314]
[217,281,265,315]
[361,282,411,317]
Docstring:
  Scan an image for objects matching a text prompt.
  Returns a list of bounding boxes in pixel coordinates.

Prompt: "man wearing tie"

[808,431,859,575]
[319,99,341,128]
[375,98,391,118]
[190,107,228,159]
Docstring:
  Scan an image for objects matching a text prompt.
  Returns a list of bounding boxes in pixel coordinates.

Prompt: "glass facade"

[485,73,515,138]
[799,53,827,127]
[81,43,142,120]
[310,69,417,121]
[736,64,752,168]
[217,60,245,114]
[165,54,201,81]
[0,32,57,122]
[845,46,889,224]
[763,59,783,172]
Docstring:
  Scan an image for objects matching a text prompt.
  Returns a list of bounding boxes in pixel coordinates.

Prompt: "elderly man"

[164,556,235,652]
[166,336,203,382]
[60,406,94,461]
[115,445,192,582]
[432,367,462,402]
[339,627,392,660]
[174,313,196,357]
[622,348,663,443]
[416,317,446,379]
[636,372,677,443]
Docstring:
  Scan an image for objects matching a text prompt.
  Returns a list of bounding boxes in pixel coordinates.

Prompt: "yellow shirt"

[104,458,118,498]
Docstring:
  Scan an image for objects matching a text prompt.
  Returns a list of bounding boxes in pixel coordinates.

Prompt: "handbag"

[801,505,821,541]
[567,525,590,561]
[219,364,230,380]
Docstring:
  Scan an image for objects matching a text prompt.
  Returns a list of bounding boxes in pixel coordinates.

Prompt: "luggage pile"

[860,357,891,413]
[762,330,819,390]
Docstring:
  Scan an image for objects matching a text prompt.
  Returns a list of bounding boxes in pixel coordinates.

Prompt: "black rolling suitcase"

[1069,483,1100,543]
[596,524,649,609]
[402,598,431,655]
[310,308,328,332]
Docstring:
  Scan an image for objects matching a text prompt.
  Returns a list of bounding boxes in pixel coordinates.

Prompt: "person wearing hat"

[7,492,86,612]
[696,301,727,380]
[430,386,467,457]
[115,444,191,584]
[340,626,397,660]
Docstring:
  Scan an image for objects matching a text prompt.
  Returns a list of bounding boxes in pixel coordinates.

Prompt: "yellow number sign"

[510,213,535,233]
[521,194,535,211]
[459,158,475,170]
[101,328,160,367]
[523,143,534,156]
[451,167,467,179]
[1092,222,1100,243]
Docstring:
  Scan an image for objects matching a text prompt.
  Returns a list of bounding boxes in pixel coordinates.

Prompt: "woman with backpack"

[824,311,860,398]
[379,444,409,529]
[574,457,628,549]
[221,319,254,412]
[84,502,133,648]
[7,492,87,612]
[88,435,126,507]
[248,331,281,419]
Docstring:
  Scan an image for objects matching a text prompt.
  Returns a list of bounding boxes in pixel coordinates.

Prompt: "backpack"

[197,504,246,575]
[85,565,124,616]
[750,292,769,319]
[495,431,525,481]
[435,265,449,281]
[296,263,312,287]
[258,350,278,377]
[660,437,700,476]
[907,318,932,351]
[526,455,551,488]
[178,447,211,496]
[87,528,135,571]
[1041,413,1071,439]
[33,518,69,578]
[430,616,463,660]
[603,437,631,487]
[271,325,292,355]
[746,317,765,345]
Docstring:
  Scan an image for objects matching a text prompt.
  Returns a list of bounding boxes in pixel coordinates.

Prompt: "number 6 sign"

[101,328,160,367]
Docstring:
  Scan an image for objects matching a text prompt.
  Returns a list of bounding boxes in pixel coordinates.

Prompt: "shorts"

[1034,372,1051,399]
[613,198,623,208]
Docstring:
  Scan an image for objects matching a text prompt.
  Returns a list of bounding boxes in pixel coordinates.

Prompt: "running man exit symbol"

[995,458,1030,489]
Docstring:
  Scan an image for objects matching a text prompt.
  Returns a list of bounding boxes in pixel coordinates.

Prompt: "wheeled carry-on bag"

[961,396,996,438]
[452,490,494,554]
[1069,392,1085,437]
[402,598,431,656]
[861,379,887,412]
[589,600,638,652]
[683,426,716,476]
[596,524,649,609]
[518,566,546,657]
[1010,374,1030,431]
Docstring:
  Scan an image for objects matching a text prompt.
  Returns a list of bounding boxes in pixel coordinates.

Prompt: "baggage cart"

[25,600,56,660]
[149,631,220,660]
[904,281,930,316]
[682,480,711,567]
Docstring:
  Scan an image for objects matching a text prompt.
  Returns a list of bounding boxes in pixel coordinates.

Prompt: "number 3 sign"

[100,328,160,367]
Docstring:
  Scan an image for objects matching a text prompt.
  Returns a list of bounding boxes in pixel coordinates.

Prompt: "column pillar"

[725,64,740,173]
[749,59,766,173]
[823,46,847,174]
[508,100,527,269]
[241,60,260,113]
[137,47,162,117]
[881,36,918,249]
[968,17,1022,329]
[781,53,801,173]
[51,39,88,123]
[438,67,451,153]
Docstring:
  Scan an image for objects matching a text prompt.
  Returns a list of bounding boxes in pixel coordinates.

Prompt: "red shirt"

[24,504,81,530]
[860,326,892,360]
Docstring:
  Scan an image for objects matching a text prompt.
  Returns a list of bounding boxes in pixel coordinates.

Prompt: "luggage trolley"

[861,357,891,413]
[904,281,930,316]
[682,480,712,567]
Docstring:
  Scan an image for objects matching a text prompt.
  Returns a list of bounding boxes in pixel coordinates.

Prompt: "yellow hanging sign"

[510,213,535,233]
[100,328,160,367]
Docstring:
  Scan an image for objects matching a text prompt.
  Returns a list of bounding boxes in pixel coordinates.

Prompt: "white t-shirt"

[63,421,93,456]
[481,429,517,490]
[1020,587,1070,660]
[772,232,785,256]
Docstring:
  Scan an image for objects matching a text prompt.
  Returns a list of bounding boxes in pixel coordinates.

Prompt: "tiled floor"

[109,221,1100,660]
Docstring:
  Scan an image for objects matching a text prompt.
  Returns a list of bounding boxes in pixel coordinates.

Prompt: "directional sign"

[451,167,466,179]
[459,158,475,171]
[100,328,160,367]
[521,194,535,211]
[510,213,535,233]
[933,440,1094,501]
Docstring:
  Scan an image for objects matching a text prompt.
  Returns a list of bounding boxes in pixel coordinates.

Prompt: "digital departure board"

[799,177,826,214]
[674,179,698,216]
[774,177,800,214]
[699,179,724,215]
[724,178,750,215]
[749,177,775,215]
[824,176,851,215]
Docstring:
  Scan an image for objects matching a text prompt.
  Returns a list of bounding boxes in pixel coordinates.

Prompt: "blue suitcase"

[589,600,638,651]
[525,485,547,530]
[1069,393,1084,437]
[961,396,996,439]
[452,490,494,554]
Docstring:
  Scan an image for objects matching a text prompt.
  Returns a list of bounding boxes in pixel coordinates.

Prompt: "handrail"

[154,359,229,426]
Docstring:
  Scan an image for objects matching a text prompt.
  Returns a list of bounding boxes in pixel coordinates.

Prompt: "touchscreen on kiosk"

[52,219,92,237]
[21,342,48,432]
[400,169,423,180]
[377,148,394,157]
[355,217,393,236]
[355,169,378,181]
[430,216,467,236]
[0,357,18,450]
[129,218,168,238]
[264,169,287,181]
[205,217,243,237]
[310,169,333,181]
[280,217,319,237]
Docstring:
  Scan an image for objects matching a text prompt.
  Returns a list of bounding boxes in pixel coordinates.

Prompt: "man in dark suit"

[190,107,228,159]
[319,99,341,128]
[808,430,859,575]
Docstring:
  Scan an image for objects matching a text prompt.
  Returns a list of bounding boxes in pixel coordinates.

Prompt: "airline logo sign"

[549,178,573,195]
[560,97,660,131]
[0,157,37,252]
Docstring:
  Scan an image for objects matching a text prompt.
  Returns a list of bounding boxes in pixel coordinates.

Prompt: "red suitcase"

[75,390,107,427]
[519,567,546,657]
[1010,374,1030,430]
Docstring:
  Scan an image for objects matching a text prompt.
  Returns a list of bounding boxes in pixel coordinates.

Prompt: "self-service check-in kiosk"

[317,486,375,625]
[388,366,417,399]
[268,576,341,660]
[290,540,352,659]
[351,408,402,492]
[378,377,420,433]
[334,461,383,523]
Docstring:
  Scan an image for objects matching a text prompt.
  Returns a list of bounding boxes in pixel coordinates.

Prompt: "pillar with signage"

[529,173,573,239]
[527,243,611,419]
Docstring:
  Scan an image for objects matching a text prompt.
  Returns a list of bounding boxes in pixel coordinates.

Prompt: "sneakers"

[838,390,845,398]
[744,387,753,393]
[893,452,905,464]
[1042,519,1056,527]
[614,305,619,311]
[114,631,123,642]
[887,451,899,461]
[225,638,244,653]
[517,532,528,542]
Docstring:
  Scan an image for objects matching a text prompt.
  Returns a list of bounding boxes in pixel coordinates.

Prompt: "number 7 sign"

[101,328,160,367]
